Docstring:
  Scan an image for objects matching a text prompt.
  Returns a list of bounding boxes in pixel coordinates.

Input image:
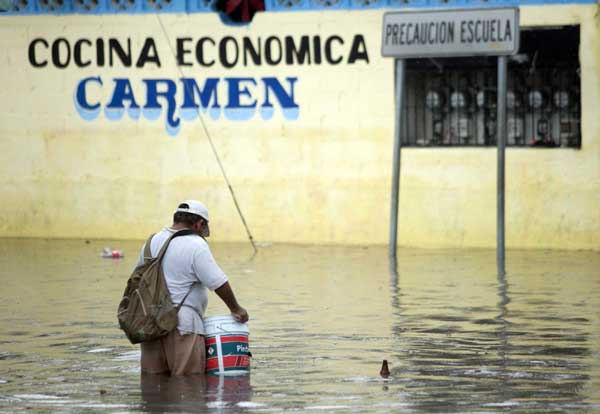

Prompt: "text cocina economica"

[28,34,370,69]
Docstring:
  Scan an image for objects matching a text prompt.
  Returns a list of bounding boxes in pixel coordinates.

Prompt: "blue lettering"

[73,75,300,135]
[180,78,221,121]
[261,77,299,120]
[225,77,257,121]
[143,79,180,136]
[105,78,140,121]
[74,76,102,121]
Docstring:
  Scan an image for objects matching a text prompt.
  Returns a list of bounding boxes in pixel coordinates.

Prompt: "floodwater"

[0,239,599,414]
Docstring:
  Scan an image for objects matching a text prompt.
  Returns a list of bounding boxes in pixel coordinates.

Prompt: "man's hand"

[215,282,249,324]
[231,306,249,324]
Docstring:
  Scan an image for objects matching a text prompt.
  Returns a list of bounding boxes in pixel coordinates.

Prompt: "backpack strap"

[154,229,195,262]
[175,282,199,311]
[143,233,155,262]
[161,229,197,311]
[150,228,197,311]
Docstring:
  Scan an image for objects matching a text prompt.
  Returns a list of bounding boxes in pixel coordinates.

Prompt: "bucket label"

[206,334,250,374]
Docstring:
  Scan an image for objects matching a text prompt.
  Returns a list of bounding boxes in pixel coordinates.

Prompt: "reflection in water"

[0,239,599,413]
[140,374,252,413]
[496,268,510,404]
[388,250,595,412]
[388,255,401,322]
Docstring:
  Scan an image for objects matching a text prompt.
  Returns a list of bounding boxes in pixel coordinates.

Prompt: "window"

[402,25,581,148]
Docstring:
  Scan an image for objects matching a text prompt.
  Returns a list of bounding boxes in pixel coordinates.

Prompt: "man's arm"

[215,282,249,323]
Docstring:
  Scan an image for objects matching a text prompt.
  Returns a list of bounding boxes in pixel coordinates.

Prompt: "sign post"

[381,8,519,276]
[497,56,508,276]
[389,58,405,259]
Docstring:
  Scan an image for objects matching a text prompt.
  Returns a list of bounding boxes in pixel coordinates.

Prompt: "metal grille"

[6,0,29,11]
[402,26,581,148]
[110,0,136,10]
[38,0,66,11]
[145,0,171,9]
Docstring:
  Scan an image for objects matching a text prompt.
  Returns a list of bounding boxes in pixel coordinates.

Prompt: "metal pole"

[496,56,507,276]
[156,15,258,255]
[389,58,405,259]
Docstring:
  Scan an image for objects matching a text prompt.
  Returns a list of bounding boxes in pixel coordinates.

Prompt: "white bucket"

[204,315,250,376]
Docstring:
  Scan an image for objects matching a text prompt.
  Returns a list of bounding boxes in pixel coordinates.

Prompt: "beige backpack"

[117,229,194,344]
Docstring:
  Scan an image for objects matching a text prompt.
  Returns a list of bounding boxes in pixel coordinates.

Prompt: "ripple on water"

[112,351,139,362]
[206,401,228,408]
[304,405,353,410]
[341,376,385,383]
[0,351,23,360]
[12,394,71,404]
[87,348,113,353]
[236,401,267,408]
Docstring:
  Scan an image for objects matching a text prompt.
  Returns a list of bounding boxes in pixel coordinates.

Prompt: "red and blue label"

[206,334,251,375]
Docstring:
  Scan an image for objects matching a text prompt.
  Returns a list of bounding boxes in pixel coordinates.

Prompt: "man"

[137,200,249,376]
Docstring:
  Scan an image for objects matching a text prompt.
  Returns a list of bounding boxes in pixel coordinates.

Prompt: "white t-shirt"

[137,227,228,335]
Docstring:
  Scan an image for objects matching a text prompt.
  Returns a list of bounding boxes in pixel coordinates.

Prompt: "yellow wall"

[0,5,598,250]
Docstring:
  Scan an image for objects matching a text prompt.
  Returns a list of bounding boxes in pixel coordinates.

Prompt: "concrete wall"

[0,5,598,249]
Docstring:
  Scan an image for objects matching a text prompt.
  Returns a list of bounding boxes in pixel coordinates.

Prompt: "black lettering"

[196,37,215,67]
[219,36,239,68]
[96,38,105,66]
[51,38,70,69]
[419,22,427,44]
[505,20,512,42]
[437,22,443,43]
[74,39,92,67]
[176,37,193,66]
[243,37,262,66]
[497,20,503,41]
[285,36,310,65]
[108,38,131,67]
[324,35,343,65]
[313,36,322,64]
[411,23,419,45]
[28,38,48,68]
[428,22,435,44]
[468,20,474,43]
[136,38,161,68]
[265,36,282,65]
[347,34,369,64]
[399,23,406,45]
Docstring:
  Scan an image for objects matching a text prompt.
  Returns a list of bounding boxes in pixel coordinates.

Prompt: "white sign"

[382,8,519,58]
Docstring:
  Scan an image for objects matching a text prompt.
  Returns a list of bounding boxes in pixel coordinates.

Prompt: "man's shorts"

[141,329,206,376]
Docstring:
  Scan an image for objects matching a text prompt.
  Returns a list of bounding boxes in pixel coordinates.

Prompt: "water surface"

[0,239,599,413]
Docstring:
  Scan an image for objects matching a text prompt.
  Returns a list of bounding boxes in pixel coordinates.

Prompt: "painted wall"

[0,5,598,249]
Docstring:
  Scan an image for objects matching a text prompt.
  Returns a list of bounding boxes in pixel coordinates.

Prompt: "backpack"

[117,229,195,344]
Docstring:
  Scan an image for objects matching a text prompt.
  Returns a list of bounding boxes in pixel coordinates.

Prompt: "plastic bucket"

[204,315,250,376]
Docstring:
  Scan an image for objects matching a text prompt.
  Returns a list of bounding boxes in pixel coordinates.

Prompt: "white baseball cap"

[175,200,210,237]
